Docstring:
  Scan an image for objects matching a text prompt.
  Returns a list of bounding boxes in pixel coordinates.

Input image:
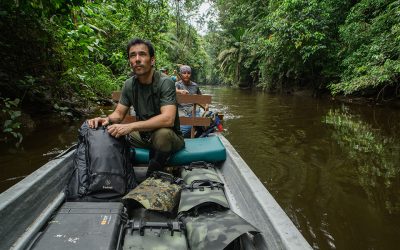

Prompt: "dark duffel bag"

[67,121,136,200]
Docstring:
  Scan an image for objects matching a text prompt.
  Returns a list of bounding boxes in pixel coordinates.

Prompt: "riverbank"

[289,88,400,109]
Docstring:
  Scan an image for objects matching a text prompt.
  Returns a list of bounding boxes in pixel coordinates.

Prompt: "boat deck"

[0,135,311,250]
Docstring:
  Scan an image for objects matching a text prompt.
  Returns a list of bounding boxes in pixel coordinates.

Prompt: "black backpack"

[67,121,136,200]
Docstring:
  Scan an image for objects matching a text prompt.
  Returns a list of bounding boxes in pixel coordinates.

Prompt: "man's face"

[128,44,154,76]
[181,71,191,83]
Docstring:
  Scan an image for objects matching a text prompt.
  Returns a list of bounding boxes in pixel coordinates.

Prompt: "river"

[1,86,400,249]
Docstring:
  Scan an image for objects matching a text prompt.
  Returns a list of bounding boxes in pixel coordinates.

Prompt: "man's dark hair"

[126,38,155,58]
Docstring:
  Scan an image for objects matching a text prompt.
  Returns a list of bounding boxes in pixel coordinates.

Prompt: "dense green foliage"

[0,0,208,144]
[331,0,400,96]
[1,0,399,144]
[209,0,399,97]
[0,0,208,102]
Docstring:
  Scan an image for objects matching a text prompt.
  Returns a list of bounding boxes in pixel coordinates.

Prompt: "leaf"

[10,98,20,106]
[88,24,107,35]
[77,74,86,81]
[12,123,21,129]
[11,132,18,138]
[3,120,12,128]
[10,111,21,119]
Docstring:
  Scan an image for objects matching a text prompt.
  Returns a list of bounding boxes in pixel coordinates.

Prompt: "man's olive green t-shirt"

[119,71,181,133]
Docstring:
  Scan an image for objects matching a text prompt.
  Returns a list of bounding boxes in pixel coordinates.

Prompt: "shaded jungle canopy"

[208,0,399,97]
[1,0,399,145]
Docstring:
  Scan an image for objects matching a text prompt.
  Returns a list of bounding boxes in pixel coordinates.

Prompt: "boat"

[0,134,312,250]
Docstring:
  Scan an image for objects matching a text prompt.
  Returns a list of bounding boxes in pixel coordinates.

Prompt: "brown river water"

[1,86,400,249]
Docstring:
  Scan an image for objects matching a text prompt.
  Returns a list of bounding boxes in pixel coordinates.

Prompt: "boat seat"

[133,136,226,165]
[112,91,216,138]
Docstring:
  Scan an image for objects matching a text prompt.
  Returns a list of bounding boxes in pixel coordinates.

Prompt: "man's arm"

[107,104,176,138]
[108,103,129,124]
[87,103,129,128]
[131,104,176,130]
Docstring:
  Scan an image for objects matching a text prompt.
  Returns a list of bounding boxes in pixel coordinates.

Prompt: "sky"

[189,1,215,36]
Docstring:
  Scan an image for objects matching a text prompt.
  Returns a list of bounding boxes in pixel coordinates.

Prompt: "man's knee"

[152,128,177,152]
[153,128,175,139]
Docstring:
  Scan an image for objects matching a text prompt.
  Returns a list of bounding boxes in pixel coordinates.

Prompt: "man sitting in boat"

[171,69,180,82]
[88,38,184,176]
[175,65,208,138]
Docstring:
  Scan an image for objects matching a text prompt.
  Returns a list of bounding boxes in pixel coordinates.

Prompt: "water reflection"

[323,106,400,215]
[0,117,83,192]
[203,86,400,249]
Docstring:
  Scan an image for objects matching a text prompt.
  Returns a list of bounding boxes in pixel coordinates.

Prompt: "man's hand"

[88,117,110,128]
[107,124,132,138]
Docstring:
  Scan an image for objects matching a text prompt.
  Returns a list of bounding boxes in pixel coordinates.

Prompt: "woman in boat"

[175,65,208,138]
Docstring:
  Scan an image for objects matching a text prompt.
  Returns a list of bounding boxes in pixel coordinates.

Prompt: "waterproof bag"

[178,180,229,214]
[181,209,259,250]
[67,122,136,200]
[181,161,222,184]
[122,172,182,213]
[123,220,188,250]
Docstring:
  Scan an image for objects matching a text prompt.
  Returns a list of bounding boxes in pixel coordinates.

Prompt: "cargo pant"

[129,128,184,154]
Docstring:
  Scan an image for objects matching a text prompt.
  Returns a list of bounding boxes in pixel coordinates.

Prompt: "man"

[175,65,208,138]
[160,67,168,76]
[171,69,180,82]
[88,38,184,176]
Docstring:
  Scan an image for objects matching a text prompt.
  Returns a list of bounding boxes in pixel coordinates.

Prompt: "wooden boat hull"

[0,135,311,250]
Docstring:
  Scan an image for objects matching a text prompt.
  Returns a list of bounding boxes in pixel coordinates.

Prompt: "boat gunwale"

[0,150,75,250]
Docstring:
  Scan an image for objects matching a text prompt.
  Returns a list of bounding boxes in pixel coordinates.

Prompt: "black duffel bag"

[67,121,136,200]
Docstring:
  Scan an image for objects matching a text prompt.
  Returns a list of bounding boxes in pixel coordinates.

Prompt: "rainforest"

[1,0,399,144]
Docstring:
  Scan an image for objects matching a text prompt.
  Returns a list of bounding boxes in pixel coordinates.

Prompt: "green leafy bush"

[1,98,22,146]
[62,63,121,102]
[331,0,400,97]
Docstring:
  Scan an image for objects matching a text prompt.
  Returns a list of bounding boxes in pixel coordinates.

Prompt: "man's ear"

[151,58,155,66]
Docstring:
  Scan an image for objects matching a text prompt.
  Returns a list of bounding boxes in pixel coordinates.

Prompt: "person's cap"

[180,65,191,74]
